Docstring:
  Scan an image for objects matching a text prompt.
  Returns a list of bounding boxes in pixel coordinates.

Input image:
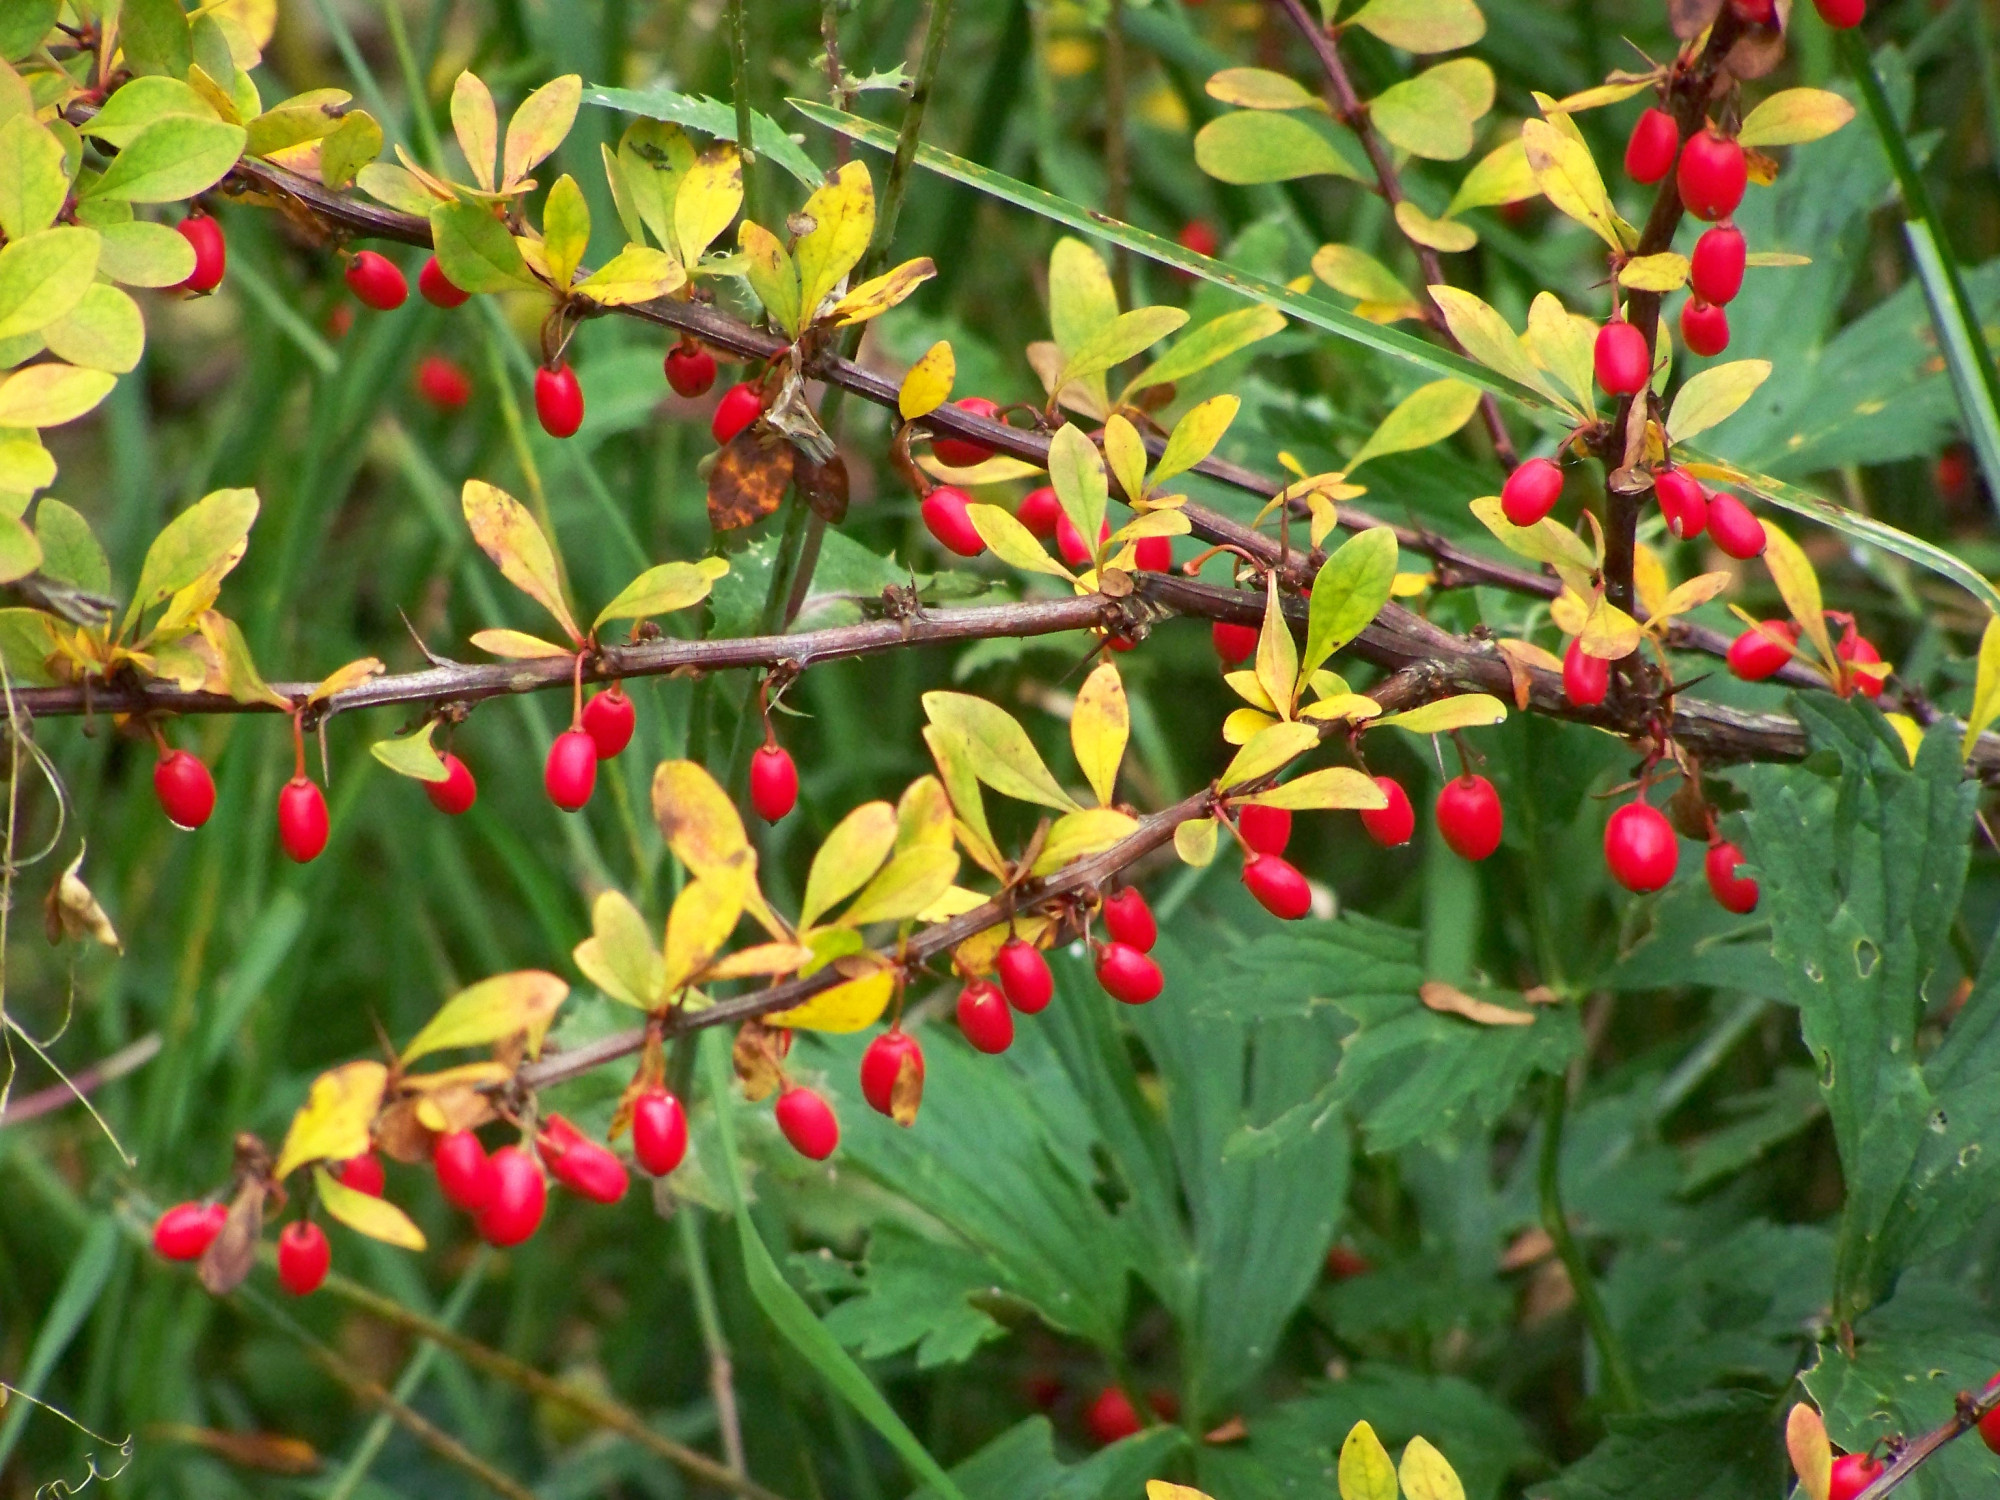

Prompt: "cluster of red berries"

[1730,0,1865,28]
[545,685,638,811]
[1726,617,1886,699]
[153,742,479,838]
[1499,459,1764,561]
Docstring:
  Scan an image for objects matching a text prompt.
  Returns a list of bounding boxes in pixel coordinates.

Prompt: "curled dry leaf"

[1419,980,1535,1026]
[46,845,120,952]
[707,428,795,531]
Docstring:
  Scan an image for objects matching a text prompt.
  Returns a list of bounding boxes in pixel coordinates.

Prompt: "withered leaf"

[708,430,795,532]
[1418,979,1535,1027]
[889,1050,923,1127]
[799,452,850,524]
[733,1018,786,1102]
[199,1181,266,1295]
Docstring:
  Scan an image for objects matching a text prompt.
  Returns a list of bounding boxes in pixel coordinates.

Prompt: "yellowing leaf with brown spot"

[740,220,803,337]
[273,1061,386,1179]
[802,801,898,928]
[314,1166,426,1250]
[462,480,579,643]
[1339,1420,1400,1500]
[1072,660,1128,807]
[653,760,753,877]
[767,963,895,1032]
[1220,720,1320,791]
[674,146,743,267]
[502,74,581,189]
[1373,693,1509,734]
[401,971,568,1064]
[795,161,876,323]
[1761,521,1836,670]
[1032,808,1139,874]
[922,692,1081,812]
[1398,1437,1465,1500]
[1239,766,1387,811]
[1739,89,1855,149]
[900,341,954,419]
[832,257,937,325]
[663,862,750,993]
[1521,118,1619,250]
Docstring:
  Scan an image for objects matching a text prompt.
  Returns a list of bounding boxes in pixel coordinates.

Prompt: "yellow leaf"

[314,1166,427,1250]
[1155,395,1240,487]
[704,942,814,981]
[1049,236,1119,412]
[1786,1403,1833,1500]
[1372,693,1509,734]
[663,862,750,992]
[967,503,1073,581]
[1467,496,1597,575]
[1239,766,1387,811]
[1420,980,1534,1027]
[1633,543,1670,621]
[1223,706,1279,744]
[1338,1421,1399,1500]
[1060,306,1190,391]
[573,890,663,1008]
[795,160,876,323]
[310,655,383,703]
[401,971,569,1064]
[1667,359,1771,441]
[1885,712,1922,766]
[1313,243,1419,317]
[1580,594,1642,659]
[1426,287,1550,399]
[1660,570,1732,618]
[273,1061,386,1179]
[896,776,957,853]
[1298,693,1382,723]
[1219,720,1320,790]
[574,244,686,306]
[1392,199,1477,252]
[0,363,116,429]
[1108,509,1192,551]
[469,627,570,659]
[1521,118,1620,250]
[1398,1437,1465,1500]
[1047,422,1110,562]
[1618,252,1690,292]
[1447,138,1538,215]
[592,556,727,630]
[541,172,590,288]
[1204,67,1324,111]
[1963,614,2000,759]
[843,845,960,926]
[1739,89,1855,149]
[1102,414,1149,506]
[1072,660,1128,807]
[1031,808,1139,874]
[1348,379,1482,473]
[502,73,581,189]
[1255,572,1301,713]
[1227,668,1278,713]
[450,71,498,191]
[924,723,1006,878]
[1525,292,1598,417]
[1346,0,1484,52]
[1175,815,1220,866]
[1745,251,1811,268]
[462,480,579,643]
[922,692,1082,811]
[739,220,803,337]
[1760,521,1835,670]
[831,257,937,325]
[653,760,755,877]
[900,341,955,419]
[802,801,898,928]
[674,146,743,267]
[767,963,895,1032]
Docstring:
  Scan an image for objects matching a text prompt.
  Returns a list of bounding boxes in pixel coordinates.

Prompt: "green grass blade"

[0,1217,119,1470]
[1904,220,2000,514]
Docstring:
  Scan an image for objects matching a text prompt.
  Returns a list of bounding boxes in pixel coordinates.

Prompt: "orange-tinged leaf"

[1660,570,1732,618]
[461,480,579,642]
[501,73,581,189]
[653,760,753,876]
[1071,660,1128,807]
[802,801,898,928]
[309,655,383,703]
[1338,1420,1399,1500]
[704,942,814,981]
[707,429,795,531]
[469,627,570,659]
[401,971,569,1064]
[767,962,895,1032]
[273,1061,386,1180]
[1786,1403,1832,1500]
[313,1166,427,1250]
[449,71,497,191]
[900,340,954,419]
[1238,766,1386,811]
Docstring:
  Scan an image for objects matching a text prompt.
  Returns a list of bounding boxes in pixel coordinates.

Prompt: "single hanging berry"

[1827,1454,1883,1500]
[632,1088,690,1174]
[1679,297,1730,357]
[1238,805,1292,856]
[476,1145,547,1246]
[1243,854,1312,920]
[1837,629,1886,699]
[957,980,1015,1053]
[1676,126,1748,222]
[750,743,799,821]
[175,214,227,294]
[1177,219,1221,258]
[1563,638,1609,708]
[712,381,764,445]
[1212,620,1259,666]
[921,485,986,558]
[582,687,635,759]
[1360,776,1415,847]
[1654,466,1708,540]
[1500,457,1564,526]
[345,249,408,309]
[775,1086,839,1160]
[994,938,1054,1013]
[1706,491,1766,559]
[932,397,1002,468]
[1704,840,1759,913]
[1728,621,1796,680]
[279,777,330,863]
[1976,1373,2000,1453]
[415,354,474,411]
[1624,107,1680,184]
[860,1031,925,1119]
[546,729,599,811]
[1095,942,1163,1004]
[1017,486,1061,538]
[1594,320,1652,396]
[664,342,718,398]
[152,1202,227,1260]
[1604,802,1679,893]
[1085,1387,1144,1445]
[537,1114,629,1204]
[277,1221,330,1296]
[433,1130,496,1212]
[426,752,478,815]
[535,363,584,439]
[1690,225,1746,305]
[1102,888,1158,951]
[418,255,470,308]
[1436,775,1503,861]
[155,748,216,829]
[333,1152,385,1196]
[1812,0,1865,27]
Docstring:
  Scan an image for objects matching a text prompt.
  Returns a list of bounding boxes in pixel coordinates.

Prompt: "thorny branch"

[1853,1378,2000,1500]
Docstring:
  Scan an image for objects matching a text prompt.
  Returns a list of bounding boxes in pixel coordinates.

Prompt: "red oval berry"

[860,1031,925,1118]
[1056,513,1111,569]
[1690,225,1747,305]
[1501,457,1564,527]
[345,250,408,310]
[1096,942,1163,1005]
[1654,466,1709,540]
[546,729,599,811]
[1728,621,1797,681]
[957,980,1015,1053]
[582,687,636,759]
[1213,620,1259,666]
[712,382,764,445]
[933,397,1002,469]
[1085,1386,1143,1446]
[1243,853,1312,920]
[664,344,718,398]
[152,1201,227,1261]
[279,776,330,863]
[775,1086,839,1160]
[1177,219,1220,258]
[1705,840,1759,914]
[418,255,470,308]
[1238,804,1292,857]
[1624,108,1680,185]
[632,1088,690,1175]
[750,744,799,822]
[1828,1454,1883,1500]
[1604,802,1679,893]
[1595,320,1652,396]
[1563,637,1609,708]
[1838,630,1886,699]
[415,353,473,411]
[1977,1375,2000,1453]
[175,214,226,294]
[1017,486,1061,538]
[433,1130,496,1212]
[476,1145,547,1246]
[921,485,986,558]
[1436,775,1503,861]
[1706,491,1766,559]
[277,1221,330,1296]
[1133,535,1172,573]
[426,752,478,815]
[1677,127,1747,222]
[537,1114,629,1204]
[1360,776,1416,848]
[535,363,585,439]
[995,938,1054,1014]
[154,749,216,829]
[333,1152,385,1197]
[1813,0,1865,27]
[1679,297,1730,358]
[1102,887,1158,951]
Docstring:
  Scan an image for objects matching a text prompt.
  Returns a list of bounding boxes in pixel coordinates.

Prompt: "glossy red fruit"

[1704,840,1759,914]
[154,749,216,829]
[1706,491,1766,559]
[775,1086,839,1160]
[545,729,599,811]
[995,938,1054,1013]
[1133,535,1172,572]
[415,354,473,411]
[1595,320,1652,396]
[1728,621,1797,680]
[426,753,478,815]
[476,1145,547,1246]
[1243,854,1312,920]
[860,1031,924,1117]
[1604,802,1679,893]
[1360,776,1416,847]
[1654,466,1709,540]
[1564,638,1609,708]
[175,214,226,293]
[1436,775,1503,861]
[750,744,799,821]
[957,980,1015,1053]
[664,344,718,398]
[1813,0,1865,26]
[1085,1386,1144,1445]
[582,688,635,759]
[1018,486,1061,538]
[1096,942,1163,1004]
[712,381,764,444]
[153,1202,227,1260]
[1690,225,1747,305]
[1828,1454,1884,1500]
[345,250,408,309]
[1213,620,1259,665]
[1677,127,1747,222]
[1238,804,1292,856]
[535,363,585,439]
[1838,630,1886,699]
[922,485,986,558]
[933,397,1002,469]
[1056,513,1112,568]
[537,1115,628,1204]
[632,1088,690,1175]
[334,1152,385,1196]
[277,1221,330,1296]
[433,1130,496,1212]
[1177,219,1220,258]
[1680,297,1730,358]
[278,777,329,863]
[1624,108,1680,184]
[1103,888,1158,951]
[1501,457,1564,527]
[418,255,469,308]
[1976,1373,2000,1453]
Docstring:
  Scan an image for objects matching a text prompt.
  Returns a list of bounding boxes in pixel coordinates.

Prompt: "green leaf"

[813,1224,1008,1368]
[0,363,116,428]
[318,109,380,189]
[0,227,99,341]
[1205,67,1325,111]
[1303,526,1398,679]
[1346,0,1485,52]
[0,511,42,584]
[1058,305,1189,388]
[33,499,107,597]
[0,2,59,63]
[42,284,145,374]
[922,692,1081,813]
[1536,1393,1782,1500]
[592,556,727,630]
[430,199,538,293]
[125,486,258,630]
[369,720,450,783]
[1153,395,1238,487]
[1370,61,1494,162]
[541,172,591,289]
[1346,379,1482,473]
[0,438,52,495]
[739,220,803,337]
[1046,422,1108,568]
[1666,359,1771,440]
[94,219,196,287]
[0,114,69,240]
[0,607,58,685]
[583,83,826,187]
[118,0,194,79]
[1194,110,1367,184]
[801,801,898,929]
[79,115,245,202]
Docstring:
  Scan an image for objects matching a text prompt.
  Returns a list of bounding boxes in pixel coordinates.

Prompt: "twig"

[0,1034,160,1127]
[679,1209,748,1477]
[1854,1379,2000,1500]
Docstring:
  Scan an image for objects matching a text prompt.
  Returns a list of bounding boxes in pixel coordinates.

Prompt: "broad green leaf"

[802,801,898,928]
[0,227,99,341]
[843,845,960,926]
[1239,766,1387,811]
[461,479,579,643]
[430,199,538,292]
[1347,379,1481,473]
[540,173,590,288]
[592,555,727,629]
[1194,111,1365,184]
[1520,117,1619,250]
[1526,291,1598,417]
[900,341,954,418]
[739,220,803,337]
[32,501,105,599]
[1426,287,1552,400]
[794,160,876,322]
[314,1167,427,1250]
[967,503,1072,580]
[0,3,57,64]
[118,0,195,79]
[1964,614,2000,760]
[401,970,569,1064]
[1304,526,1399,678]
[1739,88,1855,149]
[80,115,244,202]
[450,70,498,190]
[1047,422,1109,563]
[94,219,195,287]
[1447,138,1537,214]
[42,284,144,374]
[1219,721,1320,791]
[502,73,581,187]
[1122,305,1286,395]
[0,363,115,428]
[1205,68,1323,111]
[922,692,1082,812]
[1071,660,1128,807]
[1059,305,1189,388]
[1372,694,1508,734]
[272,1061,387,1179]
[1371,61,1494,162]
[1339,1422,1399,1500]
[0,114,68,240]
[1153,396,1239,487]
[1667,359,1771,440]
[1029,808,1139,873]
[369,720,450,783]
[1347,0,1485,52]
[126,487,257,629]
[674,146,744,267]
[1255,573,1300,711]
[574,244,686,305]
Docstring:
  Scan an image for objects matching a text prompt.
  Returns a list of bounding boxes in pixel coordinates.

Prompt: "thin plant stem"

[1539,1075,1643,1414]
[1104,0,1132,310]
[732,0,756,177]
[379,0,446,167]
[678,1208,748,1476]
